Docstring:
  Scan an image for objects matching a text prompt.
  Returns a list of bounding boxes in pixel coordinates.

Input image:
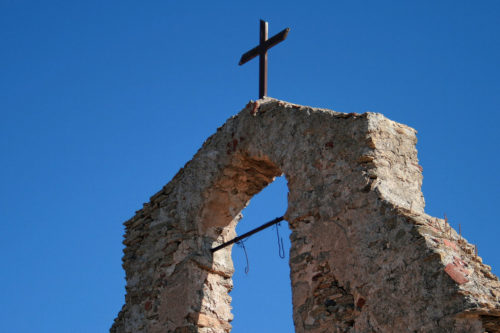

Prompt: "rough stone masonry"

[111,99,500,333]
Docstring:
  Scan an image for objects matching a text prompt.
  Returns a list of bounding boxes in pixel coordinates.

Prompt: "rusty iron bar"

[239,20,290,99]
[210,216,285,253]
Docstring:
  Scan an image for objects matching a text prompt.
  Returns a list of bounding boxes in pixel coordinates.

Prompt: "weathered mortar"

[111,98,500,333]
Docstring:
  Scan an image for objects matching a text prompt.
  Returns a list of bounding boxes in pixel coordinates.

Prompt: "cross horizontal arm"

[210,216,285,253]
[238,28,290,65]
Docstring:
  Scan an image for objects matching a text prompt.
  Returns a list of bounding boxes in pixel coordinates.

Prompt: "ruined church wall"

[112,99,500,333]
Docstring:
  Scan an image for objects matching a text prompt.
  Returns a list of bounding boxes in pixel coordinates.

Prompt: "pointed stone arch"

[112,99,500,333]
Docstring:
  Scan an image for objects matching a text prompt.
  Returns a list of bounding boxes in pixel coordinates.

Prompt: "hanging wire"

[236,240,250,274]
[275,222,285,259]
[219,216,288,275]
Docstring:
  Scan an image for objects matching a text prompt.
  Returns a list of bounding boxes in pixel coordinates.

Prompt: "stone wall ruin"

[111,98,500,332]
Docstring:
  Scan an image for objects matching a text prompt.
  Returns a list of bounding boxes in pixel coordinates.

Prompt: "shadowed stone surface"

[111,98,500,333]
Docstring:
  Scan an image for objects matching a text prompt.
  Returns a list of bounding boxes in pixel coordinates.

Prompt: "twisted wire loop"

[275,222,285,259]
[216,216,288,275]
[236,240,250,274]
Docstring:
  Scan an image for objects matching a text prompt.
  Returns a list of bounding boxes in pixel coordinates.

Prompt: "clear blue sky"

[1,1,499,332]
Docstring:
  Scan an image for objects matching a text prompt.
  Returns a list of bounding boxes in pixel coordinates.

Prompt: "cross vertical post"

[259,20,268,99]
[239,20,290,99]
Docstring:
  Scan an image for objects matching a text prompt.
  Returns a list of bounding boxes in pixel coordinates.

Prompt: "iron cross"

[239,20,290,99]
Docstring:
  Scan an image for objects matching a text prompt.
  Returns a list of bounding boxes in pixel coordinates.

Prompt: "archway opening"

[230,175,294,332]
